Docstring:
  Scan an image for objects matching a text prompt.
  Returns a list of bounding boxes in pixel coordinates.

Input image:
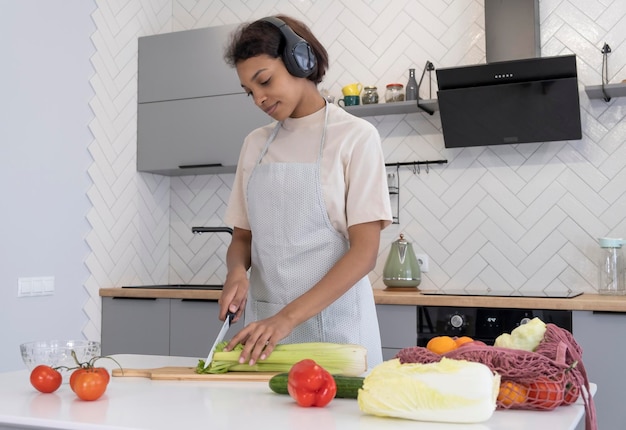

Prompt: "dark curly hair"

[224,15,328,84]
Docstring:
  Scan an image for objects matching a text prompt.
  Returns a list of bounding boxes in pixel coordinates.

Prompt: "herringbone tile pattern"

[85,0,626,336]
[83,0,173,339]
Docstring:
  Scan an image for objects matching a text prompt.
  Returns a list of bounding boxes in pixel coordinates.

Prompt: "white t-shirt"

[224,103,392,238]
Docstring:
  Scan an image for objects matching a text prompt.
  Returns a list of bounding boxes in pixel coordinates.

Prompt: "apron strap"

[255,121,282,165]
[317,100,329,163]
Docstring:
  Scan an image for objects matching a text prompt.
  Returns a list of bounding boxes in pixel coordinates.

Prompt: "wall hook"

[601,42,612,102]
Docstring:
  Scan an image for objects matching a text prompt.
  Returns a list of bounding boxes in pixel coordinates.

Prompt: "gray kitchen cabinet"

[137,93,268,175]
[101,297,170,356]
[138,25,240,103]
[169,298,239,358]
[376,304,417,360]
[102,297,232,357]
[137,24,270,176]
[572,310,626,430]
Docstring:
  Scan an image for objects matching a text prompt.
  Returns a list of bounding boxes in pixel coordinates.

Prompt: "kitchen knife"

[203,311,236,369]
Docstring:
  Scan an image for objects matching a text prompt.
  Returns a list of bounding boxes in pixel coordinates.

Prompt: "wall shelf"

[584,82,626,100]
[343,99,438,117]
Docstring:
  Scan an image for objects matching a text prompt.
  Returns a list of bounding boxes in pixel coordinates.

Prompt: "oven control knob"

[450,314,465,328]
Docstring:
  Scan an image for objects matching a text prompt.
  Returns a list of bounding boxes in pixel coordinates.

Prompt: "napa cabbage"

[358,358,500,423]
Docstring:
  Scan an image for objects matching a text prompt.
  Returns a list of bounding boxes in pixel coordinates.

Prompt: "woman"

[220,15,392,369]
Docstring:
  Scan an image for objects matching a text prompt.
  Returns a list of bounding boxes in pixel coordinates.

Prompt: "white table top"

[0,355,593,430]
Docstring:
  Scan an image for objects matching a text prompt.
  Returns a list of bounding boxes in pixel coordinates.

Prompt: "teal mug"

[338,95,360,107]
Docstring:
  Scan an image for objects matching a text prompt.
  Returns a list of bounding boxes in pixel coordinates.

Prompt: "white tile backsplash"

[478,195,526,241]
[478,218,527,265]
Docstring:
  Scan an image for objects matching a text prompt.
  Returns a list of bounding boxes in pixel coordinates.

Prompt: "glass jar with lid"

[385,83,404,103]
[362,86,379,104]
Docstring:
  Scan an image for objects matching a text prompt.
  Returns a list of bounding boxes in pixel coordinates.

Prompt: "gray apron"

[245,104,383,368]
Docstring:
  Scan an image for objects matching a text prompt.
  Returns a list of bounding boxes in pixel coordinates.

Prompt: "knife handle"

[226,311,236,324]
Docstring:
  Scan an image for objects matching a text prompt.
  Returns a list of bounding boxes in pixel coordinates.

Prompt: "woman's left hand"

[224,313,296,365]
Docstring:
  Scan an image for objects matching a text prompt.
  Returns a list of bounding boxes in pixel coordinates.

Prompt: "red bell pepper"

[287,359,337,407]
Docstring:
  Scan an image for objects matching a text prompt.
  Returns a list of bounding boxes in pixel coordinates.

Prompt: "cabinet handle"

[592,310,625,315]
[191,227,233,235]
[112,297,157,301]
[180,299,216,303]
[178,163,223,169]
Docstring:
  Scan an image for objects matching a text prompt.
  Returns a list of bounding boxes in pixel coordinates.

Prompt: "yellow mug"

[342,83,363,96]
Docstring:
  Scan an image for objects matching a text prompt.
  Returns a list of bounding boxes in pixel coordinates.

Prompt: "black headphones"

[260,16,317,78]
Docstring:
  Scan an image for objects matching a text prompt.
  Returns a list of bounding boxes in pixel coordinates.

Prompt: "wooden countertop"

[99,287,626,312]
[373,289,626,312]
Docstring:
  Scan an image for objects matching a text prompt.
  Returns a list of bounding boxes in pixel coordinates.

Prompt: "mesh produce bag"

[395,324,597,430]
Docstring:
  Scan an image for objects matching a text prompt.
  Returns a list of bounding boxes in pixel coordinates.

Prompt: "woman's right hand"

[219,268,249,323]
[218,227,252,323]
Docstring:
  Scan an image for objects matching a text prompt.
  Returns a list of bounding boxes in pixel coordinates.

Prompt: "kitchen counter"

[0,354,594,430]
[373,289,626,312]
[99,287,626,312]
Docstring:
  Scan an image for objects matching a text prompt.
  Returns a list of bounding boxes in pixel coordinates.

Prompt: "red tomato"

[95,367,110,385]
[72,368,109,401]
[30,365,62,393]
[527,378,564,409]
[562,381,580,405]
[69,368,86,392]
[70,367,109,392]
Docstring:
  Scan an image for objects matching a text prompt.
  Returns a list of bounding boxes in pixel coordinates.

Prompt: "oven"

[417,307,573,346]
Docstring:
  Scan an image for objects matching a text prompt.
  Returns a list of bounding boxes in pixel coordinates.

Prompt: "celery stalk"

[196,341,367,376]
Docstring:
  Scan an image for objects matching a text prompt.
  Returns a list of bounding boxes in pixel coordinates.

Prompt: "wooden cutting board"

[112,366,278,381]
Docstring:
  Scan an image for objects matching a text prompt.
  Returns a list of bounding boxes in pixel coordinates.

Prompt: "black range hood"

[435,0,582,149]
[436,54,582,148]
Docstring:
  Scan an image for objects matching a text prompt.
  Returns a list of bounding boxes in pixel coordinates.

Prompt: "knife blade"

[203,311,236,369]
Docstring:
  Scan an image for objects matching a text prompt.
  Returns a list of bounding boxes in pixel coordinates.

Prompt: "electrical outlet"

[415,254,429,273]
[17,276,54,297]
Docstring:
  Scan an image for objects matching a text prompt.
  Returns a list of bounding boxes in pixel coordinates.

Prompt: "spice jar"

[385,83,404,103]
[362,86,379,104]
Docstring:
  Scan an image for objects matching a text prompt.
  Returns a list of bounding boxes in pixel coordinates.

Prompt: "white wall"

[0,0,95,372]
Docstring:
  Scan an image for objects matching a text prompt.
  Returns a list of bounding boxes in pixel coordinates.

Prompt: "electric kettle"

[383,233,421,289]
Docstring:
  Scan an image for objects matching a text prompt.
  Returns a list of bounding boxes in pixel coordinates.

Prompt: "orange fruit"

[498,381,528,407]
[454,336,474,347]
[426,336,458,354]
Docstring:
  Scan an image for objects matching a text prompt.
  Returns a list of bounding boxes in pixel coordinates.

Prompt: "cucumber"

[268,372,364,399]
